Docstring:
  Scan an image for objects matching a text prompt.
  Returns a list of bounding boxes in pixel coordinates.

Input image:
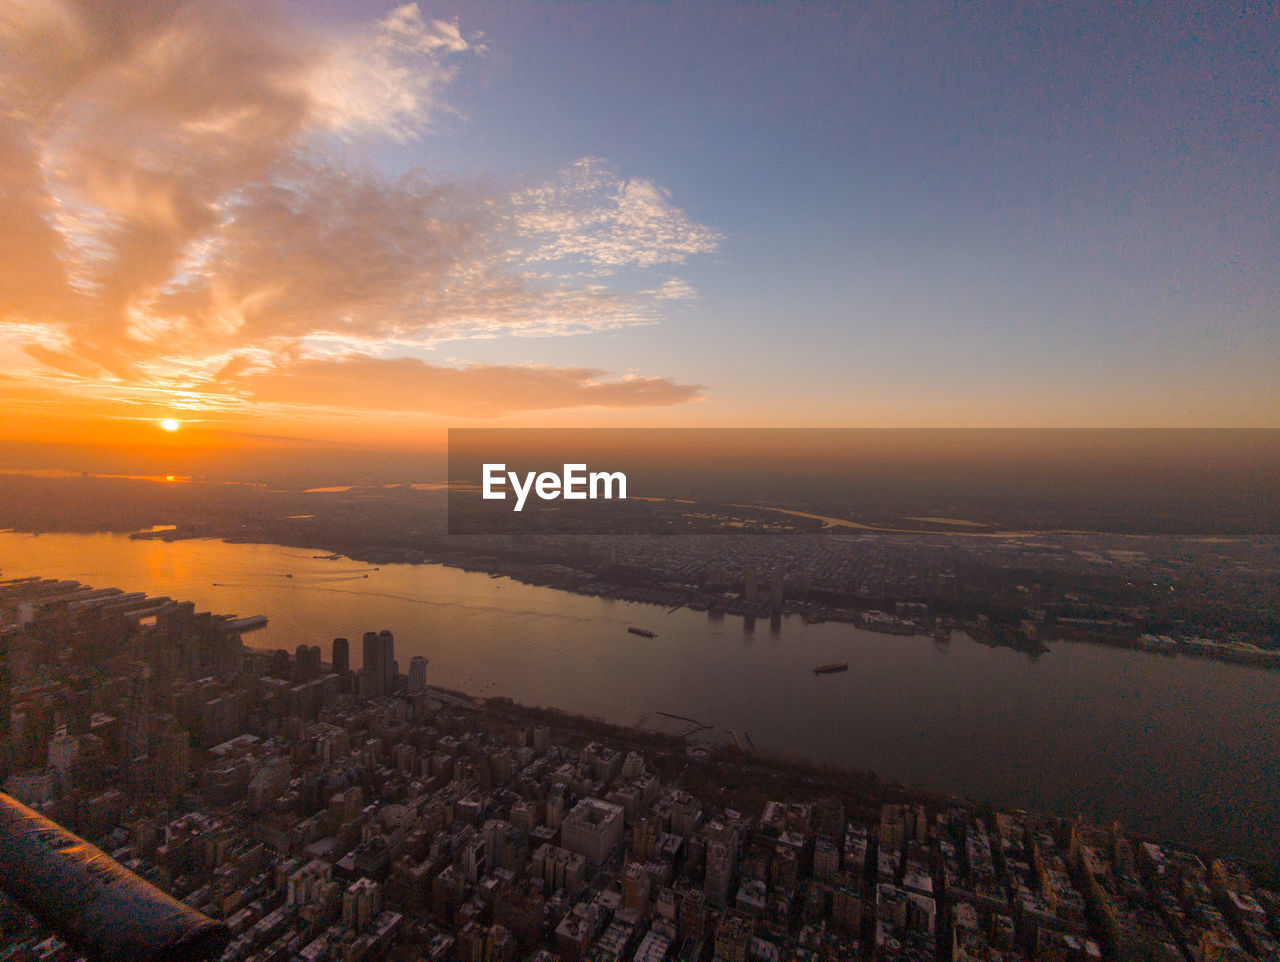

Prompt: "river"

[2,529,1277,859]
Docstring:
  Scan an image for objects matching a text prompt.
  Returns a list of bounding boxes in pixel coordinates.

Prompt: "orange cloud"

[0,2,718,440]
[226,355,704,418]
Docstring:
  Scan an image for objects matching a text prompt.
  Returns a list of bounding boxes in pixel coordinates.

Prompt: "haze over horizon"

[1,1,1277,458]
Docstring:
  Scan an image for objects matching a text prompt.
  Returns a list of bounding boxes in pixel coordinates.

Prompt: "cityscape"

[1,1,1278,960]
[3,575,1280,961]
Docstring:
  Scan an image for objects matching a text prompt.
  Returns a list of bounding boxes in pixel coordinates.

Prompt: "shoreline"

[352,681,1274,878]
[9,555,1279,866]
[8,519,1278,670]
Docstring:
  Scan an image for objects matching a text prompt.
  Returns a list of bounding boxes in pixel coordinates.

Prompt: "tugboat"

[627,627,657,638]
[813,663,849,674]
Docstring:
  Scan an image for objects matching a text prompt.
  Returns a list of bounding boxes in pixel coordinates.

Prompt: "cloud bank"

[228,355,703,418]
[0,1,718,421]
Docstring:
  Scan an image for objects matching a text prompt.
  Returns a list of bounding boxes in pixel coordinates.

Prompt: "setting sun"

[160,419,180,432]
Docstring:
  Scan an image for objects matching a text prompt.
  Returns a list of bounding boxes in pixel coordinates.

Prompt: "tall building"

[560,798,625,864]
[0,632,9,739]
[331,636,351,693]
[705,823,736,904]
[294,644,321,682]
[379,630,396,693]
[342,877,381,932]
[407,655,428,693]
[271,649,290,679]
[154,722,191,798]
[66,685,91,736]
[362,631,382,696]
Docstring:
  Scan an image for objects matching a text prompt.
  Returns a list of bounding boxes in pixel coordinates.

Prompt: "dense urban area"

[2,577,1280,961]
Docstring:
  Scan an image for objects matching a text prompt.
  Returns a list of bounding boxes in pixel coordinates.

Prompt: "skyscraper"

[0,633,10,739]
[379,630,395,694]
[294,644,313,682]
[407,656,428,693]
[362,631,382,696]
[331,637,351,693]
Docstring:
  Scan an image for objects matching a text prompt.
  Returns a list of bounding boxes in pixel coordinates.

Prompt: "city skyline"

[3,563,1279,960]
[1,1,1277,460]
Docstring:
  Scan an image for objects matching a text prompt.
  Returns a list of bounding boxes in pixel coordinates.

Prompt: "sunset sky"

[1,1,1276,455]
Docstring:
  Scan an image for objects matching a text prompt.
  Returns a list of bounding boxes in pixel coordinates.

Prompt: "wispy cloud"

[647,279,700,301]
[308,3,483,140]
[0,2,718,423]
[225,354,703,417]
[514,157,723,273]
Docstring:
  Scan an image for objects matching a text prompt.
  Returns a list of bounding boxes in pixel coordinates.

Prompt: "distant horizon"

[4,426,1279,482]
[0,428,1275,536]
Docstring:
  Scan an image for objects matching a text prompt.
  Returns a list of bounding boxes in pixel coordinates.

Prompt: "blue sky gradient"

[1,1,1275,443]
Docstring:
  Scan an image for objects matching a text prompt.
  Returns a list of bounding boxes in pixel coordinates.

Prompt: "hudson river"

[3,530,1278,859]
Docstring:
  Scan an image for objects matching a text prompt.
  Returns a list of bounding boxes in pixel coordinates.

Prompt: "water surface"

[2,530,1277,858]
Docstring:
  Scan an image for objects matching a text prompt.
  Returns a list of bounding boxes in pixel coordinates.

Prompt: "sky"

[0,0,1276,456]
